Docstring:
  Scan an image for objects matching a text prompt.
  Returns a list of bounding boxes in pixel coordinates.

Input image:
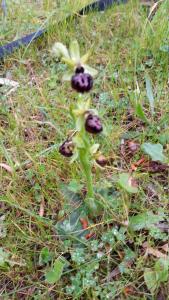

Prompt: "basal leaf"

[0,247,9,267]
[45,258,65,284]
[67,180,83,193]
[135,103,149,123]
[141,143,166,162]
[129,211,164,231]
[45,269,58,284]
[118,173,138,194]
[155,258,169,282]
[144,268,158,294]
[144,258,169,294]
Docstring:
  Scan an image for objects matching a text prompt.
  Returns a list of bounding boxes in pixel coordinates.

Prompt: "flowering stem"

[79,148,94,198]
[78,130,94,199]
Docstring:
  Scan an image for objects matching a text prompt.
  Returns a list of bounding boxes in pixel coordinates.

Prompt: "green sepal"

[52,42,70,59]
[69,40,80,63]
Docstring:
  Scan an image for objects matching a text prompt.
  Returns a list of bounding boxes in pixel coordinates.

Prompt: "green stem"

[78,144,94,199]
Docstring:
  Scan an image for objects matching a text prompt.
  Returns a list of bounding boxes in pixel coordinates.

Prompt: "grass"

[0,0,169,299]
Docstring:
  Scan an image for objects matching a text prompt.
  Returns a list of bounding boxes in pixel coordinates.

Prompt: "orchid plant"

[52,40,105,215]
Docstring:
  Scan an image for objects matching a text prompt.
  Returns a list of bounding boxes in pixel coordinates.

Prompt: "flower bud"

[71,73,93,93]
[59,141,74,157]
[85,114,103,134]
[96,155,107,167]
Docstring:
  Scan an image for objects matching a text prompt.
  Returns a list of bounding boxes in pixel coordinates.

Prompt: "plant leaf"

[155,258,169,282]
[39,247,52,265]
[45,258,65,284]
[0,247,9,266]
[67,180,83,193]
[144,258,169,294]
[118,173,138,194]
[55,208,89,242]
[69,40,80,63]
[135,103,149,123]
[129,211,164,231]
[145,74,155,116]
[144,268,158,294]
[141,143,166,162]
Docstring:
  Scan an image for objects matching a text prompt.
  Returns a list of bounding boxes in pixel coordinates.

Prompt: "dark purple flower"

[71,72,93,93]
[85,114,103,134]
[59,141,74,157]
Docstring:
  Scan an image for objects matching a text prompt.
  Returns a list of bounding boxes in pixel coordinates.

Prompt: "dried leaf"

[145,246,167,259]
[80,218,88,229]
[39,198,45,217]
[141,161,169,173]
[0,163,13,173]
[0,78,19,87]
[124,286,136,296]
[128,141,139,152]
[160,244,169,253]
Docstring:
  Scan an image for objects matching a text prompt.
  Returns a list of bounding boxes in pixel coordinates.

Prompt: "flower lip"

[85,114,103,134]
[71,72,93,93]
[75,66,85,74]
[59,141,74,157]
